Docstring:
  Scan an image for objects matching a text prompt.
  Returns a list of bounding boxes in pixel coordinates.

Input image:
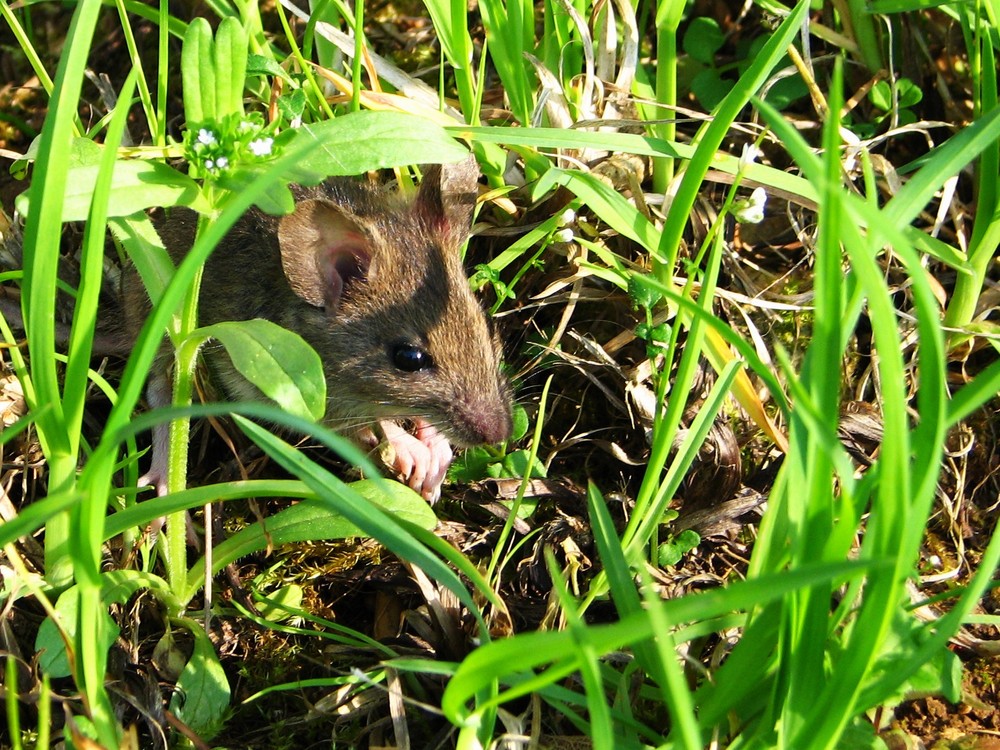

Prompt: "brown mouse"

[127,158,512,501]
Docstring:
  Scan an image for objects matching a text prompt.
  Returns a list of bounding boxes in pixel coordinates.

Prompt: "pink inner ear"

[318,241,371,311]
[280,199,373,308]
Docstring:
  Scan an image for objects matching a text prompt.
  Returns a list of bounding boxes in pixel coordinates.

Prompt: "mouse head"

[276,156,480,313]
[272,157,512,448]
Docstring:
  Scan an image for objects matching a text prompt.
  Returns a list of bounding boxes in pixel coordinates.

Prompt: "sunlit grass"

[1,0,998,747]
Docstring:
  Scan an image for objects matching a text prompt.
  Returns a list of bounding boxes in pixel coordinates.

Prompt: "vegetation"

[1,1,999,748]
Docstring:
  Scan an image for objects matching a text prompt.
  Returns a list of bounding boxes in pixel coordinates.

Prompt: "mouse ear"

[414,155,480,245]
[278,199,373,312]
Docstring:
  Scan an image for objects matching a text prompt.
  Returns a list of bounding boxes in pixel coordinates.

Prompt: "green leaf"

[674,529,701,553]
[280,112,470,184]
[36,588,112,678]
[12,134,101,178]
[247,53,293,83]
[276,88,307,124]
[869,80,892,111]
[170,623,231,740]
[213,17,247,119]
[35,571,177,678]
[254,584,305,623]
[510,404,530,442]
[658,531,700,566]
[763,74,808,109]
[692,68,733,112]
[628,272,663,310]
[897,78,923,108]
[181,17,214,124]
[218,168,297,215]
[501,449,547,478]
[186,479,436,587]
[635,321,671,350]
[17,159,205,222]
[869,611,964,707]
[198,319,327,422]
[683,17,725,65]
[658,543,683,567]
[909,648,962,703]
[448,446,496,482]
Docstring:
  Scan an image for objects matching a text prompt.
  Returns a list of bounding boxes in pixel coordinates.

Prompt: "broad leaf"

[170,623,232,740]
[185,479,436,592]
[198,319,327,422]
[18,159,206,222]
[280,111,470,185]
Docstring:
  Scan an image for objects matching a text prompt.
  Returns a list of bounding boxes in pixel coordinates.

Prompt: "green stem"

[943,217,1000,337]
[274,0,336,120]
[844,0,885,73]
[351,0,363,112]
[113,0,157,143]
[161,203,209,597]
[449,0,477,122]
[156,1,168,146]
[163,333,202,598]
[944,25,998,340]
[652,23,678,193]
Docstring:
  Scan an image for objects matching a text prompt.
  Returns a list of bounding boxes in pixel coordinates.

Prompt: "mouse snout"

[470,404,513,445]
[450,392,513,447]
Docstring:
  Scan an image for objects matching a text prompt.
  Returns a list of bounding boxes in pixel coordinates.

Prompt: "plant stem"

[651,0,683,193]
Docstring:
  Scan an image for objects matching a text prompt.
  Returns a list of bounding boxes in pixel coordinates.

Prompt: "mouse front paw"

[377,419,453,503]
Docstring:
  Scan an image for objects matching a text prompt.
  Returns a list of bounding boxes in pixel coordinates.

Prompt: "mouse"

[125,157,513,502]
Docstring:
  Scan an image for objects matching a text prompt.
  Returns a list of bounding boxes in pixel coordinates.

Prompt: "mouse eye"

[392,343,434,373]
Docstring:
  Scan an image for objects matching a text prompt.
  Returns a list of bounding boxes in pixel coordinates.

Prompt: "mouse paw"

[137,468,168,498]
[138,417,172,497]
[378,419,453,503]
[137,419,202,547]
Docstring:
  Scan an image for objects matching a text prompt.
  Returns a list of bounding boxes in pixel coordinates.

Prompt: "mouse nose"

[453,394,513,446]
[472,406,513,445]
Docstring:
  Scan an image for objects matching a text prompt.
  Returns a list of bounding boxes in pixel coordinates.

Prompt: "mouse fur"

[127,158,512,497]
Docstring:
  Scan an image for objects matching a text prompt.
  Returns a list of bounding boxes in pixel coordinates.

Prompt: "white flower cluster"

[185,115,277,178]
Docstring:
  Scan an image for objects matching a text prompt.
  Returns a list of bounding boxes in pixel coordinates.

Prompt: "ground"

[1,3,999,748]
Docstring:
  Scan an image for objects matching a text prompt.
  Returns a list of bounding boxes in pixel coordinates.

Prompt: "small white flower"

[733,187,767,224]
[739,142,760,171]
[215,155,229,169]
[248,137,274,156]
[290,116,303,128]
[554,228,575,243]
[238,119,255,131]
[204,158,215,170]
[197,128,217,145]
[558,208,576,226]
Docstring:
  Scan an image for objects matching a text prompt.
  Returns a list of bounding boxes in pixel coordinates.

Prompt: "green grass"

[1,1,999,748]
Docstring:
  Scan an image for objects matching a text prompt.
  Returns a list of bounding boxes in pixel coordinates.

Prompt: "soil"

[0,3,998,749]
